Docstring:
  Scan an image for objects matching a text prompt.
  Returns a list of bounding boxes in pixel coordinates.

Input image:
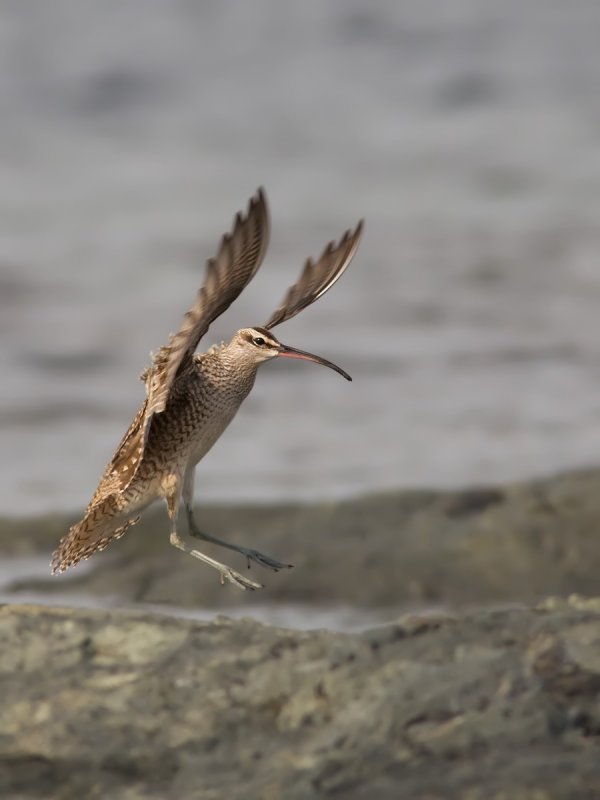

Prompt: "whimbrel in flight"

[52,189,363,590]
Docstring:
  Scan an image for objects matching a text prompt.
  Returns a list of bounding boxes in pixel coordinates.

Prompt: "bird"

[51,188,363,590]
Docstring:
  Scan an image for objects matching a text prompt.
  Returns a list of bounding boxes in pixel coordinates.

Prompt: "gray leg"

[182,468,293,573]
[166,477,263,591]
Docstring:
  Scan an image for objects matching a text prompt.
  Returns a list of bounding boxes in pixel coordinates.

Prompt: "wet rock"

[1,600,600,799]
[3,469,600,610]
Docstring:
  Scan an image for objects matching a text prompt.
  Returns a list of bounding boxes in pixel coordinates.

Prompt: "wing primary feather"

[264,218,363,330]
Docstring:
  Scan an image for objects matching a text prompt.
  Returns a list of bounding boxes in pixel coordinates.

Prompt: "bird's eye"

[253,336,265,347]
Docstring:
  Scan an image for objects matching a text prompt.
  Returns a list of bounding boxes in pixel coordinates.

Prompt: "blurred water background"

[2,1,600,517]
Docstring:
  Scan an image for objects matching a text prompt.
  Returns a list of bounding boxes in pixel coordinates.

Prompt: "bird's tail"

[51,495,139,574]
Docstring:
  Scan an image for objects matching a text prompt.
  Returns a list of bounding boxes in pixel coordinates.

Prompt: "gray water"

[3,1,600,516]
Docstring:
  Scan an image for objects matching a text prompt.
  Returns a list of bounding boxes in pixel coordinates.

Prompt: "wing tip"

[325,217,364,258]
[344,218,364,248]
[252,186,269,220]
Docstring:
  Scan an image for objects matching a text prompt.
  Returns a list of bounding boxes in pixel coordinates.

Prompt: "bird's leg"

[165,478,263,591]
[169,529,263,591]
[182,467,293,573]
[185,505,293,572]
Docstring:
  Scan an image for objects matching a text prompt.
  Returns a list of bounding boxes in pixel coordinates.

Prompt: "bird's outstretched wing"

[263,219,363,330]
[107,188,270,492]
[146,187,270,415]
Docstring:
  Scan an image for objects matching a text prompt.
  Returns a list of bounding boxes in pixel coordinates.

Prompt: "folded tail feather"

[51,495,139,574]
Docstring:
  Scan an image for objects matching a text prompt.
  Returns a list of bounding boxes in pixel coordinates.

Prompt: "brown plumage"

[52,188,363,590]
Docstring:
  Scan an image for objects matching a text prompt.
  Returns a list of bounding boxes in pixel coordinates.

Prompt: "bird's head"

[227,327,351,381]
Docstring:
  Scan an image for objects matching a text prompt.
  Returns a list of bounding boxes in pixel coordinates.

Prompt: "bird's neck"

[197,345,259,392]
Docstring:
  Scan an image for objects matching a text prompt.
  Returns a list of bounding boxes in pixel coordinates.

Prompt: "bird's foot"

[218,565,264,591]
[187,519,292,573]
[239,547,294,572]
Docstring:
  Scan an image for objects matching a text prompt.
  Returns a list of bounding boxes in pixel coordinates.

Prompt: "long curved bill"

[277,343,352,381]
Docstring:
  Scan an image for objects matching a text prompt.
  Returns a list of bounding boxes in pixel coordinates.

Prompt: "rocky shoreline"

[1,598,599,799]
